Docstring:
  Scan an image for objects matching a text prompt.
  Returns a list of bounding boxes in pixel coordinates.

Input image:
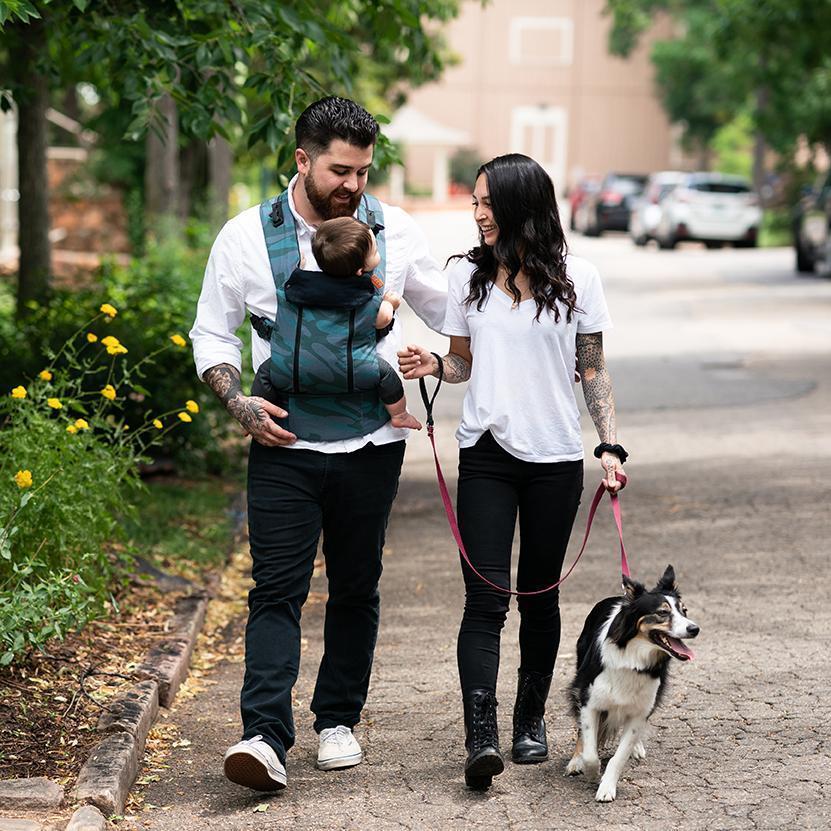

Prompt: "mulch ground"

[0,578,188,790]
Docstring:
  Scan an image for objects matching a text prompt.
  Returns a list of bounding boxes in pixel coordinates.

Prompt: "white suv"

[655,173,762,249]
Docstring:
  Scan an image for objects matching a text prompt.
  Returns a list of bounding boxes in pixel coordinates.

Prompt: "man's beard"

[304,170,363,220]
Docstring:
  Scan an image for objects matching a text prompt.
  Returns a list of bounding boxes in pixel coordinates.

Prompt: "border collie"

[566,565,699,802]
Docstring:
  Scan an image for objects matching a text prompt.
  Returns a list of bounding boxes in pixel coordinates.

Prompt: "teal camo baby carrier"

[250,190,390,442]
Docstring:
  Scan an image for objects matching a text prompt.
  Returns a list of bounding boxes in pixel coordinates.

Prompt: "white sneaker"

[223,735,287,791]
[316,725,363,770]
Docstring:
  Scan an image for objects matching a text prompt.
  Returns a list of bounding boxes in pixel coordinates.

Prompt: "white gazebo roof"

[384,105,470,147]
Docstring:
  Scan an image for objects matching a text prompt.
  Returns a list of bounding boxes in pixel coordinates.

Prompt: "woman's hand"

[601,452,627,493]
[398,344,439,380]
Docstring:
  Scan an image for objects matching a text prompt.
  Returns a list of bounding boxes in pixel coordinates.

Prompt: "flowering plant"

[0,303,197,664]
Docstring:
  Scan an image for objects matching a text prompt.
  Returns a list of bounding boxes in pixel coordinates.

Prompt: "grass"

[123,469,246,580]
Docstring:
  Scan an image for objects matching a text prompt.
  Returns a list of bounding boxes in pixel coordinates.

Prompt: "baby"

[253,216,421,431]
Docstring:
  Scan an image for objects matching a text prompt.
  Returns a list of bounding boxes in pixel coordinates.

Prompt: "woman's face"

[472,174,498,246]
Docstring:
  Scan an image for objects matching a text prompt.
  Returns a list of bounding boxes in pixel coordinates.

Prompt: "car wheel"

[704,241,722,249]
[658,233,676,250]
[795,240,815,273]
[633,234,647,247]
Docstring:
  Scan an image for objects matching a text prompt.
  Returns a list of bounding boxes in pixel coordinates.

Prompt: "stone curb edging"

[68,490,248,822]
[72,591,208,817]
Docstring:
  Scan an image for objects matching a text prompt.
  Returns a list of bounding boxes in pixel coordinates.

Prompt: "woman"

[398,154,627,790]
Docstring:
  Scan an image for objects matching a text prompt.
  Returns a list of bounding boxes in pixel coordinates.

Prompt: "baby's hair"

[312,217,374,276]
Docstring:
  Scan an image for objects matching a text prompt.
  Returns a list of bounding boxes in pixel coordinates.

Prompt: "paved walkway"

[127,357,831,830]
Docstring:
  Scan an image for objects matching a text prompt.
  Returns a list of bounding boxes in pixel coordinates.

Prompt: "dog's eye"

[681,606,688,616]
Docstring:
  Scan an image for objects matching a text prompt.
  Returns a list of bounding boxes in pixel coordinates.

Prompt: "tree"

[0,0,462,313]
[604,0,831,188]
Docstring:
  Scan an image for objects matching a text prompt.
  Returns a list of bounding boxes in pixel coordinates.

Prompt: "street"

[132,218,831,830]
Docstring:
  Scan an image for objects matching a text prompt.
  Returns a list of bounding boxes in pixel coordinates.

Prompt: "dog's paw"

[595,779,617,802]
[582,756,601,781]
[630,741,646,761]
[565,755,584,776]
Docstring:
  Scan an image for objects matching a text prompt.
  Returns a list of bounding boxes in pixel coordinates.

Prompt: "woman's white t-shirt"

[442,255,612,463]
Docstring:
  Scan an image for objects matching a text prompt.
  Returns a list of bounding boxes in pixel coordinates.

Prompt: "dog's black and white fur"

[566,565,699,802]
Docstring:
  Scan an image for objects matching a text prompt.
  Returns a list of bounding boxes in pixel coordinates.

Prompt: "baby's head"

[312,216,380,277]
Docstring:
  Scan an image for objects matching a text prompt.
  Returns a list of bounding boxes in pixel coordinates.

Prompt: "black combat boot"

[463,689,504,790]
[511,669,552,763]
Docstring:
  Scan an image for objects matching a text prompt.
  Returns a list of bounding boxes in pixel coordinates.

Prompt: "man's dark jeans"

[242,438,405,763]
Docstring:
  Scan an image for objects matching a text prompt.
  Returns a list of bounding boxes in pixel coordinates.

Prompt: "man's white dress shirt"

[190,176,447,452]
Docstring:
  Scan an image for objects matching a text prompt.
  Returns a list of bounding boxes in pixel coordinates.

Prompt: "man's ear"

[655,564,677,593]
[622,575,644,602]
[295,147,311,175]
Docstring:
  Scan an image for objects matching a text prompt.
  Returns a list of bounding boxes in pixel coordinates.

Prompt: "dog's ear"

[622,575,645,602]
[655,564,677,593]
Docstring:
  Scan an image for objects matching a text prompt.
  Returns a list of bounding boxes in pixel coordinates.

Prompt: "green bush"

[0,223,252,472]
[0,302,199,664]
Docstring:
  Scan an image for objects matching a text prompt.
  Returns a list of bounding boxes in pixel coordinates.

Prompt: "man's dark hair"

[295,96,379,159]
[312,217,374,277]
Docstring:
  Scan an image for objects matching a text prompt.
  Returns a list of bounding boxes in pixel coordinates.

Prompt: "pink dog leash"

[419,360,630,596]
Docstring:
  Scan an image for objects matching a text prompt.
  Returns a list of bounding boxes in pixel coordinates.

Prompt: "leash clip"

[418,352,444,429]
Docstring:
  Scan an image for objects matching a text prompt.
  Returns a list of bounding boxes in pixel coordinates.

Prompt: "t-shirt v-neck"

[442,255,613,463]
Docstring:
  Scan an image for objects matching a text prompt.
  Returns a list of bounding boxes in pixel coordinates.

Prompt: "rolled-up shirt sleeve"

[397,211,447,333]
[189,220,247,379]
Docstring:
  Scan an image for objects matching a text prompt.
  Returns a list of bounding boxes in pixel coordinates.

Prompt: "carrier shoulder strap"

[259,190,300,295]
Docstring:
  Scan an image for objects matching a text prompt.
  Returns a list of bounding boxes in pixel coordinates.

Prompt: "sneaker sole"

[316,751,363,771]
[224,751,286,791]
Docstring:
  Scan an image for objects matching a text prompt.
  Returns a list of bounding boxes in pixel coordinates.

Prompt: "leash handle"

[418,352,444,428]
[426,429,630,595]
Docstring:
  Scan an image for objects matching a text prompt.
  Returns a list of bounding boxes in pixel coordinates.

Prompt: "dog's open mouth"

[650,631,695,661]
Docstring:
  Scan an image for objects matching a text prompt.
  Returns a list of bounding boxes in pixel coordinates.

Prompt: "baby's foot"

[390,411,422,430]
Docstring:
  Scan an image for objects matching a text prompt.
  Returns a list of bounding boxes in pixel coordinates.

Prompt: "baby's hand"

[382,291,401,311]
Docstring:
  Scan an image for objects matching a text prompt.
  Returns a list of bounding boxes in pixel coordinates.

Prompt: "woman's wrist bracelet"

[594,442,628,464]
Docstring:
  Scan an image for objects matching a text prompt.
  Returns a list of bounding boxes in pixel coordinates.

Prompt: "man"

[190,97,447,791]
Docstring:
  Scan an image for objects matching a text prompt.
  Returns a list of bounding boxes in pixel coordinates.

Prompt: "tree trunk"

[178,137,207,222]
[144,94,179,222]
[9,19,51,317]
[207,135,232,229]
[752,87,769,203]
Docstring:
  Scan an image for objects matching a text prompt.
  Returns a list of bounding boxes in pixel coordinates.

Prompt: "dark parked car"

[575,173,647,236]
[793,172,831,274]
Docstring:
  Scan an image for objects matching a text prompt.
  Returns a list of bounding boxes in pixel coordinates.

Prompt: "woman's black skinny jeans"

[456,431,583,695]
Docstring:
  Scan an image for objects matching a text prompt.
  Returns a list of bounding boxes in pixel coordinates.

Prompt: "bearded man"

[190,97,447,792]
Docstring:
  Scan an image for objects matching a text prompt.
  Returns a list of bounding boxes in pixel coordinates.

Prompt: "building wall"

[402,0,679,194]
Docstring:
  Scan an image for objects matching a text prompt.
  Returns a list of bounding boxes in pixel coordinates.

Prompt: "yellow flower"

[47,398,62,410]
[178,412,192,423]
[66,424,78,434]
[14,470,33,489]
[39,370,53,382]
[106,343,128,356]
[74,418,90,431]
[100,384,116,401]
[11,386,27,399]
[153,418,163,430]
[123,424,130,431]
[185,400,199,414]
[170,334,187,348]
[100,336,119,347]
[100,303,118,318]
[87,332,98,343]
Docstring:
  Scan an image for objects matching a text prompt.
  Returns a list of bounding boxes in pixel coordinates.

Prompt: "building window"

[510,106,569,190]
[509,17,574,66]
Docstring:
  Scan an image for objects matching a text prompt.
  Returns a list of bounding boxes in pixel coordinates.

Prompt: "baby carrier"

[250,190,390,442]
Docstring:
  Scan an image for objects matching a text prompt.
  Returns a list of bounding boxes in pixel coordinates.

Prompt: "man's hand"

[203,363,297,447]
[601,452,626,493]
[230,394,297,447]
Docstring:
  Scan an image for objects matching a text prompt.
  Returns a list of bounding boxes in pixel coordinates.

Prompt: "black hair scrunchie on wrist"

[593,443,629,464]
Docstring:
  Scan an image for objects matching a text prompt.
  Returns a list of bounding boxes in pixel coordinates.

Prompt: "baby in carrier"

[252,216,422,431]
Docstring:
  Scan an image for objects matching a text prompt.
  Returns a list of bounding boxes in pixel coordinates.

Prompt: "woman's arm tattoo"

[576,333,617,443]
[203,363,272,434]
[439,352,471,383]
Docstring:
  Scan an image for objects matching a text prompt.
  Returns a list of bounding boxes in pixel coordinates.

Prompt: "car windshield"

[690,180,751,194]
[609,176,646,194]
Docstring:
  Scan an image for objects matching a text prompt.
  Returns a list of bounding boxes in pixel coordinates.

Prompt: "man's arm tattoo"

[203,363,272,434]
[439,352,471,383]
[576,332,617,443]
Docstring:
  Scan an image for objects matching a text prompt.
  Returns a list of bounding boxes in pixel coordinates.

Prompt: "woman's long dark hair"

[459,153,576,323]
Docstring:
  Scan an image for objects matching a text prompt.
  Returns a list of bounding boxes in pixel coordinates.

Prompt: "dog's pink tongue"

[669,637,695,660]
